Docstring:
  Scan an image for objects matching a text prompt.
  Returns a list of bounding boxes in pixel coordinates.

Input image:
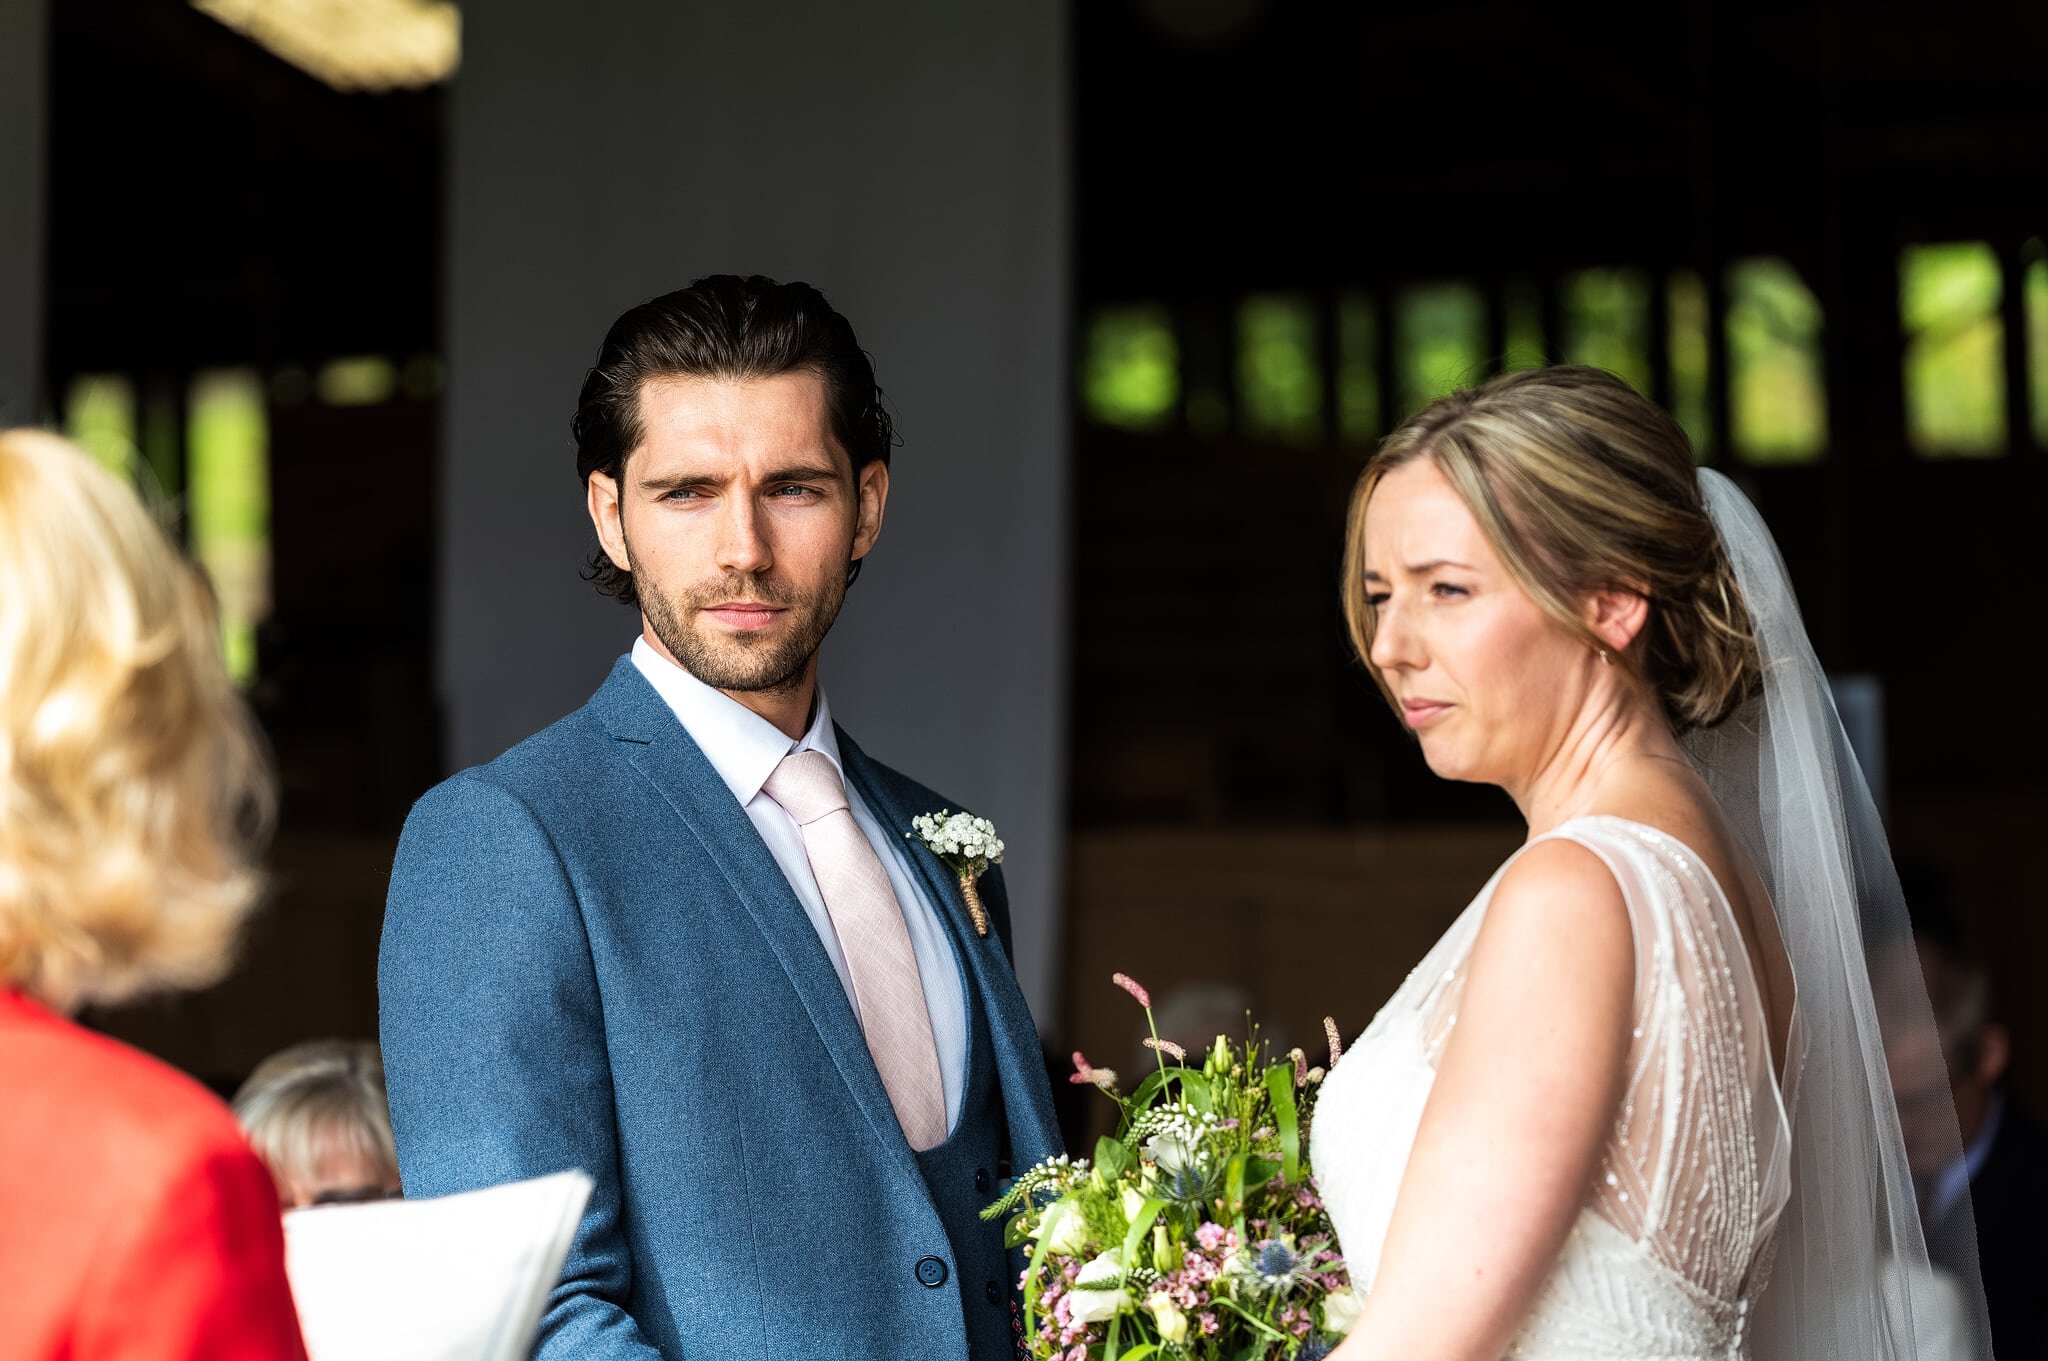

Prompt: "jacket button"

[974,1167,992,1194]
[985,1279,1004,1305]
[915,1255,948,1288]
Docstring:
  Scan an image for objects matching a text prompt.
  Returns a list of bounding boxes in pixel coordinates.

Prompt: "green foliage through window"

[1727,258,1827,464]
[1081,306,1179,431]
[1901,242,2005,458]
[1563,268,1652,395]
[1238,295,1323,444]
[1396,283,1485,418]
[188,370,271,685]
[2025,239,2047,449]
[1667,271,1712,456]
[64,375,137,477]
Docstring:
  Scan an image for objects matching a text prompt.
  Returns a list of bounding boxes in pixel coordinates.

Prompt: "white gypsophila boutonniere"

[907,809,1004,938]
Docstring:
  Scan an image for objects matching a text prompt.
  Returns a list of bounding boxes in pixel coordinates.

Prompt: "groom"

[379,275,1061,1361]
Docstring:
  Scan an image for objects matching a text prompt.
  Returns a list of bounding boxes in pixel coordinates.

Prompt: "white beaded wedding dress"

[1310,815,1794,1360]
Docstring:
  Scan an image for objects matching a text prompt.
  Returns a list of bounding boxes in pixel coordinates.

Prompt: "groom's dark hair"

[572,274,896,605]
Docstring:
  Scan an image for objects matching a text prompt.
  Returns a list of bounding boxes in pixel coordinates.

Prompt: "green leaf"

[1226,1154,1247,1221]
[1022,1200,1068,1341]
[1265,1062,1301,1185]
[1117,1346,1161,1361]
[1095,1134,1135,1183]
[1105,1314,1122,1359]
[1242,1155,1281,1193]
[1213,1295,1291,1343]
[1003,1211,1031,1250]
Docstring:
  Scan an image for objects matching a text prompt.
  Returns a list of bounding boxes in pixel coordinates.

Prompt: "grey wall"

[0,0,45,425]
[444,3,1070,1019]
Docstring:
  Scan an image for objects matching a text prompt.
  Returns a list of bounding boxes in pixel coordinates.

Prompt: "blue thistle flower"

[1254,1237,1300,1286]
[1295,1340,1335,1361]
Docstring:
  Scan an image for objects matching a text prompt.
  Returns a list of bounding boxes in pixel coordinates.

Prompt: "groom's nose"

[714,496,773,575]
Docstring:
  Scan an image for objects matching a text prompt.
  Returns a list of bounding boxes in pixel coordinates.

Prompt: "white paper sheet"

[283,1169,592,1361]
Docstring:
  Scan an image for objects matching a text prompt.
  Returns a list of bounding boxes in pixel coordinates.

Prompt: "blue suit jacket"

[379,658,1062,1360]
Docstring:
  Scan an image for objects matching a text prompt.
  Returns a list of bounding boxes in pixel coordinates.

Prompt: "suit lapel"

[590,660,920,1181]
[838,729,1064,1168]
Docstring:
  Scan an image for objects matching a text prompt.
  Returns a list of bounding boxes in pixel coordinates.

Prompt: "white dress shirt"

[631,637,968,1129]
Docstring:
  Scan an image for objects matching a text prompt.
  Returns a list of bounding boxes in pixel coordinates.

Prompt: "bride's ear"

[1585,584,1650,659]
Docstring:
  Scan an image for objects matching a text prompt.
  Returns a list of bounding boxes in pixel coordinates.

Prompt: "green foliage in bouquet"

[986,973,1357,1360]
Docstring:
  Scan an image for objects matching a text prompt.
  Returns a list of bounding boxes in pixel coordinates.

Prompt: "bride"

[1309,366,1990,1361]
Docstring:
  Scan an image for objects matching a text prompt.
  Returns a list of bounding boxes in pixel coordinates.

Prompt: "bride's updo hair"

[1341,365,1761,734]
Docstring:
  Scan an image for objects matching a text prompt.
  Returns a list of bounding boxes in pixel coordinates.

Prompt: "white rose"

[1067,1285,1126,1324]
[1032,1202,1089,1258]
[1322,1288,1363,1336]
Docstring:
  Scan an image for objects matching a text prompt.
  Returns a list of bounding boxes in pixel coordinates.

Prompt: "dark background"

[25,0,2048,1122]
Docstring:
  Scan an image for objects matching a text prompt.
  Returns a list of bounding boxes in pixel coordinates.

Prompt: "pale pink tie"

[763,750,948,1150]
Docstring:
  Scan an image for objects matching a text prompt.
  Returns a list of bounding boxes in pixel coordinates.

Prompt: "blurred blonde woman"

[235,1039,403,1210]
[0,430,306,1360]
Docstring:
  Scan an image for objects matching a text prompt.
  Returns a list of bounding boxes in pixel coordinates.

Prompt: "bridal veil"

[1687,468,1994,1361]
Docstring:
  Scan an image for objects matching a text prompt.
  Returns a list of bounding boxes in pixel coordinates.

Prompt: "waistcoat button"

[986,1279,1004,1305]
[975,1167,992,1194]
[915,1255,949,1288]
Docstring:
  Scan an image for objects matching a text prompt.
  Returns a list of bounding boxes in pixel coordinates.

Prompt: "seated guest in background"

[1882,884,2048,1361]
[0,429,306,1360]
[234,1039,403,1210]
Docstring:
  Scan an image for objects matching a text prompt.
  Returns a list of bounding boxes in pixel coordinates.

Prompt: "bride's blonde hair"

[1341,366,1760,734]
[0,429,274,1011]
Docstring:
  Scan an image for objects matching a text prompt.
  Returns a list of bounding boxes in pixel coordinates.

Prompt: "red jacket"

[0,990,308,1360]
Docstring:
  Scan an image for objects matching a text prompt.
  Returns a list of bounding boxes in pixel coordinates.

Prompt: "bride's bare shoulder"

[1471,838,1634,998]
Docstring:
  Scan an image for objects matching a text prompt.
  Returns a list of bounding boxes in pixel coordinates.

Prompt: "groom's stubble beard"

[634,556,849,697]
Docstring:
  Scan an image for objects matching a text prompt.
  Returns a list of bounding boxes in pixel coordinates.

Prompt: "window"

[63,374,137,476]
[1901,241,2005,457]
[1727,257,1827,464]
[1395,282,1485,417]
[2025,238,2047,448]
[1562,267,1652,395]
[187,369,271,685]
[1081,305,1179,431]
[1238,295,1323,444]
[1667,270,1712,455]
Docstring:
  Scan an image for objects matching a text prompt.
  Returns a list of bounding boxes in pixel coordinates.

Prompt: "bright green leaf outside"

[1082,305,1179,432]
[1727,258,1827,465]
[1902,242,2005,458]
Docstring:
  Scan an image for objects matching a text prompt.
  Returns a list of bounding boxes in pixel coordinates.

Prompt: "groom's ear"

[851,458,889,562]
[1585,583,1650,657]
[588,471,632,572]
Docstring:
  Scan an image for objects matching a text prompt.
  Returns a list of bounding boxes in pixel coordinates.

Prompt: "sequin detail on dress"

[1309,817,1794,1360]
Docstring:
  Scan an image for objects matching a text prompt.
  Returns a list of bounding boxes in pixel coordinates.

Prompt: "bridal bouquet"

[986,974,1355,1360]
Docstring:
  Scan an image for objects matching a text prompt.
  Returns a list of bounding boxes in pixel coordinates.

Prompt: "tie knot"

[763,749,850,825]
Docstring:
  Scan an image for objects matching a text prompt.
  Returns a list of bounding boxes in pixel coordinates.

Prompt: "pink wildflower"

[1325,1016,1344,1065]
[1112,972,1152,1008]
[1143,1036,1187,1061]
[1199,1311,1220,1335]
[1196,1221,1231,1251]
[1289,1046,1308,1087]
[1068,1051,1094,1084]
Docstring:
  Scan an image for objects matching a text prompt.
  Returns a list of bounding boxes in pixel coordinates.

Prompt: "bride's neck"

[1510,693,1686,834]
